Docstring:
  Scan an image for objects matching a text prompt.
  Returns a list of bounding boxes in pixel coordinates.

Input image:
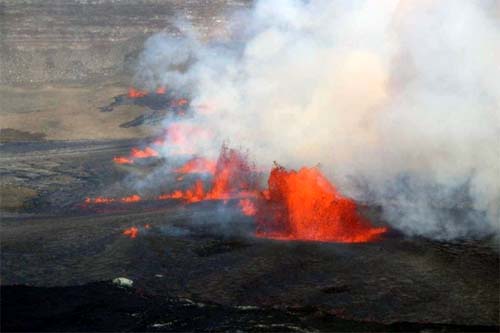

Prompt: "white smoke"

[134,0,500,240]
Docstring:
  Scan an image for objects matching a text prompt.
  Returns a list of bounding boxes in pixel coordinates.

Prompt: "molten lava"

[113,147,159,165]
[120,194,141,203]
[123,227,139,238]
[85,197,115,204]
[128,87,148,99]
[113,156,134,165]
[128,86,167,98]
[176,157,216,175]
[158,179,205,203]
[86,110,386,245]
[158,145,257,202]
[239,199,257,216]
[255,165,386,243]
[130,147,159,159]
[85,194,142,205]
[205,145,256,200]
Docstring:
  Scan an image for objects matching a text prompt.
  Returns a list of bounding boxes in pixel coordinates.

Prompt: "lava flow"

[85,194,142,204]
[113,147,159,165]
[175,157,216,175]
[158,145,258,203]
[88,94,386,244]
[127,86,167,99]
[255,165,387,243]
[123,227,139,238]
[128,87,148,99]
[87,143,386,243]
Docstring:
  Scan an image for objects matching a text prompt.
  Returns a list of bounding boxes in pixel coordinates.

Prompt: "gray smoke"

[134,0,500,240]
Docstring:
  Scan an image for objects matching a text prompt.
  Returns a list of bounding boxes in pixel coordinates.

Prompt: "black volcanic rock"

[2,282,498,332]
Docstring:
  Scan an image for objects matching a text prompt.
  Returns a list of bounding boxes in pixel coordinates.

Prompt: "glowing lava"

[120,194,141,203]
[85,197,115,204]
[113,147,159,165]
[158,144,257,202]
[130,147,159,159]
[205,145,256,200]
[85,194,142,205]
[176,157,216,175]
[255,165,387,243]
[239,199,257,216]
[128,86,167,98]
[123,227,139,238]
[113,156,134,165]
[128,87,148,99]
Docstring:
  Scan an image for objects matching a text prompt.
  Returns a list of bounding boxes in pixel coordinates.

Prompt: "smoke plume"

[134,0,500,240]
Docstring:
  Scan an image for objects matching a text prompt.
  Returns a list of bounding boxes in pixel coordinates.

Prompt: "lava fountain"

[255,165,387,243]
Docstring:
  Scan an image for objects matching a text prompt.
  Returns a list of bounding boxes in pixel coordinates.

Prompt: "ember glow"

[130,147,159,159]
[85,194,142,205]
[176,157,216,175]
[120,194,141,203]
[128,86,167,99]
[255,166,387,243]
[113,156,134,165]
[113,147,159,165]
[239,199,257,216]
[123,227,139,239]
[158,145,258,203]
[85,197,116,204]
[87,122,386,243]
[128,87,148,99]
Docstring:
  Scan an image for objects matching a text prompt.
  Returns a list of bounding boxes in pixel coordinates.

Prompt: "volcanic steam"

[130,0,499,241]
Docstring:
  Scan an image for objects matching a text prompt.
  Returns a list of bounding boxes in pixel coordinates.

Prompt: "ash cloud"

[134,0,500,240]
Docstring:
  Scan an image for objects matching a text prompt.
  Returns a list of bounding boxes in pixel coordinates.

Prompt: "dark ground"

[2,282,498,332]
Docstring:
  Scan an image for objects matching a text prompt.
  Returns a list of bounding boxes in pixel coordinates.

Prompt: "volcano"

[256,165,387,242]
[1,1,499,332]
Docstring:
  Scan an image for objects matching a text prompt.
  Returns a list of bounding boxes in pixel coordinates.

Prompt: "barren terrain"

[0,1,498,331]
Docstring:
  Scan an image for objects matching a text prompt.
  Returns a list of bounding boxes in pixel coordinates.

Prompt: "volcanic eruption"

[85,0,499,243]
[127,0,499,241]
[255,165,386,242]
[87,130,386,243]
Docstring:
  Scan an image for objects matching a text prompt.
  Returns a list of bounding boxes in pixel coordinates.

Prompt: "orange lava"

[128,86,167,98]
[158,145,257,203]
[120,194,141,203]
[205,145,256,200]
[128,87,148,99]
[113,146,159,165]
[155,86,167,94]
[85,196,115,204]
[85,194,141,205]
[239,199,256,216]
[176,157,216,175]
[130,147,159,159]
[113,156,134,165]
[255,165,386,243]
[123,227,139,238]
[158,179,205,203]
